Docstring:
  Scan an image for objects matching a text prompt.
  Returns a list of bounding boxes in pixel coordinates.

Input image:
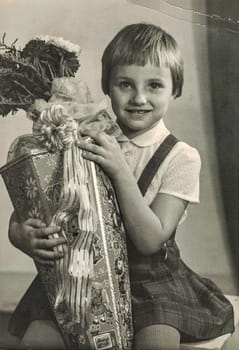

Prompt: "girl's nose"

[130,89,147,105]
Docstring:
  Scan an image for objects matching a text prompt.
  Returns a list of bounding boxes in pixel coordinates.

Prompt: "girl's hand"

[9,213,66,266]
[77,130,131,182]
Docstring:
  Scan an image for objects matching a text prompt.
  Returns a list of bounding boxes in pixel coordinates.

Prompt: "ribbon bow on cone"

[34,104,98,327]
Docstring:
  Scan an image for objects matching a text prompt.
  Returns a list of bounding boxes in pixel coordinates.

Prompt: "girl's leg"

[20,320,65,349]
[135,324,180,350]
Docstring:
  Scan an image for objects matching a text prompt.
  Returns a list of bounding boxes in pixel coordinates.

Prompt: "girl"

[8,23,234,349]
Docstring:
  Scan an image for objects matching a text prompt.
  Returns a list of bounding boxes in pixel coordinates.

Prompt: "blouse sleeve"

[158,143,201,203]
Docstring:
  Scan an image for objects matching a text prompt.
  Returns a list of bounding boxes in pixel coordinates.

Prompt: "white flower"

[28,205,41,219]
[33,35,81,55]
[25,177,38,199]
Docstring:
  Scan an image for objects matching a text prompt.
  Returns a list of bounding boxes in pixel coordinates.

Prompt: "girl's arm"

[8,211,66,265]
[113,172,187,255]
[78,131,187,256]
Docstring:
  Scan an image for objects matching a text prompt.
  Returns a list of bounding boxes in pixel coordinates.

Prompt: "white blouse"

[117,119,201,207]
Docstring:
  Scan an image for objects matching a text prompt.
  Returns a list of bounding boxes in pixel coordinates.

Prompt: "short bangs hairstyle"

[101,23,184,98]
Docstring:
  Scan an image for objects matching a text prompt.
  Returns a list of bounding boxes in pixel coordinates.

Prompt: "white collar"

[117,119,170,147]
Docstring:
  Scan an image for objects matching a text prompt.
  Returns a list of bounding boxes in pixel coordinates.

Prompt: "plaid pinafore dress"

[128,134,234,341]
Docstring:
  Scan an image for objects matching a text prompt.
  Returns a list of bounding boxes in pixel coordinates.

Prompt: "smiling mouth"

[126,109,152,115]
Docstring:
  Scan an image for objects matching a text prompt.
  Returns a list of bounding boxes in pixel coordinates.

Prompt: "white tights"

[21,320,65,349]
[21,321,180,350]
[135,324,180,350]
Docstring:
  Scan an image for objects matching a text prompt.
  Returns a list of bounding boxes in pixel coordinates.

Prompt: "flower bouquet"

[0,34,133,349]
[0,33,80,116]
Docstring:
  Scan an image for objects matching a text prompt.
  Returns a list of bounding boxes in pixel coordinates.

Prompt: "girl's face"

[109,63,174,138]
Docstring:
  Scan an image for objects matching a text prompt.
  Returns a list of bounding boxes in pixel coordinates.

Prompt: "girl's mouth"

[126,109,151,115]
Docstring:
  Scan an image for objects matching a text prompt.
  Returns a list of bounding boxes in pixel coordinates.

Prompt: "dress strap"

[137,134,179,196]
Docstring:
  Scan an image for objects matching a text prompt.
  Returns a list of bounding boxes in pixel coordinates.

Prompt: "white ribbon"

[34,104,97,326]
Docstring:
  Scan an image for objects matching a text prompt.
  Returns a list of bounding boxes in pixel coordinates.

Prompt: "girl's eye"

[119,81,132,89]
[149,82,163,89]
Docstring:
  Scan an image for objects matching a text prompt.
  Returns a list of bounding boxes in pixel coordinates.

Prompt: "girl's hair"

[101,23,184,98]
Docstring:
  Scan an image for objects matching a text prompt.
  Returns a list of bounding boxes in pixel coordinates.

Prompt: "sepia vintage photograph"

[0,1,238,349]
